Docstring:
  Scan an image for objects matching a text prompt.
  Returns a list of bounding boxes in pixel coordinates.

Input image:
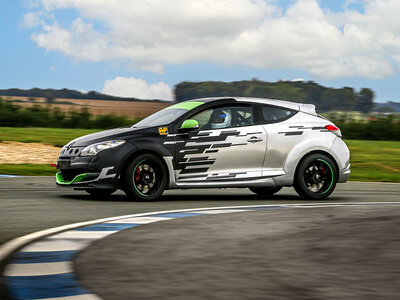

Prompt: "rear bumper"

[338,163,351,183]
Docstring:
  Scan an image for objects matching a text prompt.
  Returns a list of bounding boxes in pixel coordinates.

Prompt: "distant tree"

[357,88,374,113]
[46,95,55,104]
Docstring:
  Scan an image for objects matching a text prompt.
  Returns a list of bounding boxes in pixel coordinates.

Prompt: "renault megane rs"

[56,97,350,200]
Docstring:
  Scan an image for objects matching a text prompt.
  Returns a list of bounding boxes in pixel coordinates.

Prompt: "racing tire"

[123,154,167,201]
[249,186,282,197]
[85,189,116,197]
[294,153,337,200]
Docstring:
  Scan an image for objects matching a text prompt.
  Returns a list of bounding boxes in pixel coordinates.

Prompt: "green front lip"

[56,172,96,185]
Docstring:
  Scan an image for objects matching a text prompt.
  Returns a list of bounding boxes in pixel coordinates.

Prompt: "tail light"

[325,125,341,137]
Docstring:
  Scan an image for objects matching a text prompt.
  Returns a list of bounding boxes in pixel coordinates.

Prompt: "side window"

[261,105,296,123]
[191,105,254,130]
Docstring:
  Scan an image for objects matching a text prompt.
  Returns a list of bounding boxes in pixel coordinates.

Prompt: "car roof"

[187,97,301,111]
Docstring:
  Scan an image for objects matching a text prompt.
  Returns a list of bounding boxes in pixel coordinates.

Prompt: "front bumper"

[56,166,119,189]
[55,143,134,190]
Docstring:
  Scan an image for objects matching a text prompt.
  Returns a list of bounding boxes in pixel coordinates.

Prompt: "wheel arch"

[274,138,340,187]
[294,150,339,181]
[119,148,171,189]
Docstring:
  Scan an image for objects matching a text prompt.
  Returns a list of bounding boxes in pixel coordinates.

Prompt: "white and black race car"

[56,97,350,200]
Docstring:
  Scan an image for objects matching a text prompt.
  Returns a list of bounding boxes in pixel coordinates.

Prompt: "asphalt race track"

[76,205,400,300]
[0,177,399,246]
[1,177,400,299]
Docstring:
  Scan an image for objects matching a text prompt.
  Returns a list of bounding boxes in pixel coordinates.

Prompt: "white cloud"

[102,76,174,101]
[21,12,45,28]
[25,0,400,79]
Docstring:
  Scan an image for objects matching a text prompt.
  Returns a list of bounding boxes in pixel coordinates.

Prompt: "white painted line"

[107,216,172,224]
[198,209,250,214]
[20,239,91,253]
[39,294,102,300]
[48,231,118,240]
[4,261,72,277]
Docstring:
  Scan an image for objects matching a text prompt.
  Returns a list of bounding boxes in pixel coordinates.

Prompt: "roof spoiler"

[299,104,317,116]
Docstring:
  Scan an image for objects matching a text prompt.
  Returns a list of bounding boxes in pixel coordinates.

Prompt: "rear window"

[260,105,297,123]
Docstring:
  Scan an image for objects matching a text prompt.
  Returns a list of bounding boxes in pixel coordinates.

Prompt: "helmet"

[211,109,231,129]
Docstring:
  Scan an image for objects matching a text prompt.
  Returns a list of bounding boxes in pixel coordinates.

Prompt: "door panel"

[174,125,266,182]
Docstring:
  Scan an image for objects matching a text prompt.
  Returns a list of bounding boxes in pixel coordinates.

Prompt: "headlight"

[80,140,126,156]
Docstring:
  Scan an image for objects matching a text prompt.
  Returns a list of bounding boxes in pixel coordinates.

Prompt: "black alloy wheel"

[294,153,337,200]
[123,154,167,201]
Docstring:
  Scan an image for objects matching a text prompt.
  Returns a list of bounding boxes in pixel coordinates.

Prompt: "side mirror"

[179,119,199,131]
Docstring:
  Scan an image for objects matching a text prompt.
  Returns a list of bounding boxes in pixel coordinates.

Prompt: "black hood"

[67,126,146,147]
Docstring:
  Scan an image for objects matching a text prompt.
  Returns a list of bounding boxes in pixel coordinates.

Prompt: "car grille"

[60,169,88,181]
[60,147,83,157]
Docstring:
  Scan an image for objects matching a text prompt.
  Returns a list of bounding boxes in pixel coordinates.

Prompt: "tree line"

[0,98,139,129]
[0,88,167,103]
[175,80,374,113]
[331,115,400,141]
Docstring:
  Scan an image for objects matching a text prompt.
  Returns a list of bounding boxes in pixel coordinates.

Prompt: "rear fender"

[274,137,339,186]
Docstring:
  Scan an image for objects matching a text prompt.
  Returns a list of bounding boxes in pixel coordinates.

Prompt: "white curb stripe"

[107,216,172,224]
[48,231,118,240]
[20,239,92,253]
[4,261,72,277]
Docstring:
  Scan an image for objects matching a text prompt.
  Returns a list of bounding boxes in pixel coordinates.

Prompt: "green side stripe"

[166,101,204,110]
[56,172,90,185]
[316,159,334,194]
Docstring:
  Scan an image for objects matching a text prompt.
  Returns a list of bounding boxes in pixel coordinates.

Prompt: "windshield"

[132,101,204,128]
[133,108,187,127]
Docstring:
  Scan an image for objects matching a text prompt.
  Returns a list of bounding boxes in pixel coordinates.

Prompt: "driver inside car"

[209,109,232,129]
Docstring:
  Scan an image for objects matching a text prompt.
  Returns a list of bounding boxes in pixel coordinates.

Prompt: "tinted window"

[190,105,254,130]
[133,108,187,127]
[260,105,296,123]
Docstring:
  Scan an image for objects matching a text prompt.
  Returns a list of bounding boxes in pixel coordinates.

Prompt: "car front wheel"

[294,153,337,200]
[123,154,167,201]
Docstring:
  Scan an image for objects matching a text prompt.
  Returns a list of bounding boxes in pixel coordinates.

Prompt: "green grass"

[0,127,399,182]
[0,127,99,147]
[346,140,400,182]
[0,164,57,176]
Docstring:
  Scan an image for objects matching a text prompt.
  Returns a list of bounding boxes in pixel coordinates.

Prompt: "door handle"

[247,136,263,143]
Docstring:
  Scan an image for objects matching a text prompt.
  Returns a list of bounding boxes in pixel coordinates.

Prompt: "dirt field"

[0,142,61,164]
[4,96,171,117]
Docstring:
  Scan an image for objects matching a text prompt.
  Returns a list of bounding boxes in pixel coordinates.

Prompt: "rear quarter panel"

[262,112,339,186]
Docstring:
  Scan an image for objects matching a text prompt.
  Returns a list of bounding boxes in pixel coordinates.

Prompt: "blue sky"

[1,0,399,102]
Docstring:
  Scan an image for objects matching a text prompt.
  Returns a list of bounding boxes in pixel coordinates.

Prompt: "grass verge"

[0,127,99,147]
[346,140,400,182]
[0,164,57,176]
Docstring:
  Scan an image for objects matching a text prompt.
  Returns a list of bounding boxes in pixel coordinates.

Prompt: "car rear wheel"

[249,186,282,197]
[85,189,116,197]
[294,153,337,200]
[123,154,167,201]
